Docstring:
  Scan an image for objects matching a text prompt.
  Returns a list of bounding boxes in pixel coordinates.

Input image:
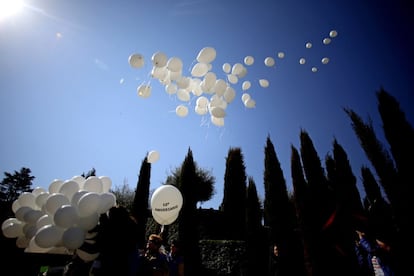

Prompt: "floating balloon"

[259,79,269,88]
[147,150,160,163]
[84,176,103,194]
[210,116,224,127]
[167,57,183,72]
[222,63,231,74]
[48,179,64,194]
[323,38,331,45]
[191,62,209,77]
[77,192,101,217]
[151,185,183,225]
[244,98,256,108]
[152,208,179,225]
[329,30,338,38]
[244,56,254,66]
[54,205,78,229]
[196,47,216,63]
[35,225,63,248]
[277,52,285,59]
[321,57,330,64]
[62,226,85,250]
[311,67,318,72]
[264,57,275,67]
[242,81,251,91]
[128,53,145,69]
[151,51,168,68]
[299,58,306,65]
[176,105,189,117]
[210,106,226,118]
[223,87,236,103]
[305,42,312,49]
[137,84,152,98]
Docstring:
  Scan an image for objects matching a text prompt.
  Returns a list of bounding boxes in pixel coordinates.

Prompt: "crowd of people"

[61,205,184,276]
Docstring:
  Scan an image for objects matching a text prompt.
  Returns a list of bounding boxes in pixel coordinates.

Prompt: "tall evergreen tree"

[264,135,304,275]
[0,167,35,204]
[324,139,364,276]
[131,155,151,249]
[344,108,399,213]
[290,145,312,276]
[220,147,247,241]
[177,148,201,275]
[299,130,336,275]
[246,177,267,276]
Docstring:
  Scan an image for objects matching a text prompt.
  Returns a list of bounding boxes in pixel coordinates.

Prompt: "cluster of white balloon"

[1,175,116,258]
[128,29,338,127]
[150,185,183,226]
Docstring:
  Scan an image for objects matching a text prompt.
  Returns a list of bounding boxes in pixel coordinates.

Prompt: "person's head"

[272,244,279,256]
[147,234,163,252]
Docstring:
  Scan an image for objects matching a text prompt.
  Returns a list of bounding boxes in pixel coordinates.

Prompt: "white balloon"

[177,89,191,102]
[223,87,236,103]
[176,105,189,117]
[210,116,224,127]
[84,176,103,194]
[71,175,86,189]
[323,37,331,45]
[231,63,244,76]
[77,212,99,231]
[305,42,312,49]
[176,76,190,89]
[59,180,80,201]
[259,79,269,88]
[32,187,47,197]
[151,185,183,224]
[77,192,101,217]
[191,62,209,77]
[98,192,116,214]
[151,51,168,68]
[137,84,152,98]
[2,217,21,230]
[2,218,23,238]
[99,176,112,193]
[151,66,168,80]
[329,30,338,38]
[311,67,318,72]
[227,74,238,84]
[76,248,100,262]
[244,98,256,108]
[54,205,79,229]
[45,193,70,215]
[321,57,330,64]
[18,192,36,209]
[72,190,88,207]
[26,237,50,253]
[264,57,275,67]
[128,53,145,69]
[299,58,306,65]
[244,56,254,66]
[213,79,227,96]
[62,226,85,250]
[222,63,231,74]
[165,83,177,95]
[210,106,226,118]
[36,214,53,229]
[167,57,183,72]
[196,96,209,108]
[202,72,217,92]
[35,224,63,248]
[152,208,179,225]
[147,150,160,163]
[195,105,208,115]
[12,199,21,213]
[196,47,216,63]
[23,209,44,225]
[242,81,251,91]
[49,179,64,194]
[15,206,32,222]
[241,93,251,103]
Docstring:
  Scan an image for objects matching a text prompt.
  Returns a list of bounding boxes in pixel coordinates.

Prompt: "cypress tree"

[290,145,312,276]
[177,148,201,275]
[246,177,267,276]
[220,147,247,241]
[131,155,151,249]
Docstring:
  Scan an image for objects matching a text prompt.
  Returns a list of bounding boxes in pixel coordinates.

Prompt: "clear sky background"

[1,0,413,209]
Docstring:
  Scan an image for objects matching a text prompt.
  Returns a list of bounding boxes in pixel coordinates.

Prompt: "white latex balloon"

[71,175,86,189]
[277,52,285,59]
[35,224,63,248]
[147,150,160,163]
[45,193,70,215]
[196,47,216,63]
[196,96,209,108]
[49,179,64,194]
[329,30,338,38]
[54,205,79,229]
[165,83,177,95]
[151,51,168,68]
[152,208,179,225]
[84,177,103,194]
[210,106,226,118]
[323,37,331,45]
[176,105,189,117]
[244,56,254,66]
[59,180,80,201]
[137,84,152,98]
[212,79,227,96]
[222,63,231,74]
[77,212,99,231]
[18,192,36,209]
[23,209,44,225]
[242,81,251,91]
[299,58,306,65]
[195,105,208,115]
[72,190,88,207]
[12,199,21,213]
[305,42,312,48]
[259,79,269,88]
[210,116,224,127]
[36,214,53,229]
[128,53,145,69]
[2,218,23,238]
[321,57,330,64]
[264,57,275,67]
[77,192,101,217]
[32,187,47,197]
[241,93,251,103]
[98,192,117,214]
[231,63,244,76]
[223,87,236,103]
[191,62,209,77]
[62,226,85,250]
[15,206,32,222]
[244,98,256,108]
[167,57,183,72]
[151,185,183,224]
[311,67,318,72]
[177,89,190,102]
[99,176,112,193]
[227,74,238,84]
[151,66,168,80]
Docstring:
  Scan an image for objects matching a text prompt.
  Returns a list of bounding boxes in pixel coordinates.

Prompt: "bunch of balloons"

[1,175,116,257]
[150,185,183,225]
[128,29,338,127]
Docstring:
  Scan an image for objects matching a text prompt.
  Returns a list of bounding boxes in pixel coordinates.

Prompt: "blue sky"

[1,0,413,209]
